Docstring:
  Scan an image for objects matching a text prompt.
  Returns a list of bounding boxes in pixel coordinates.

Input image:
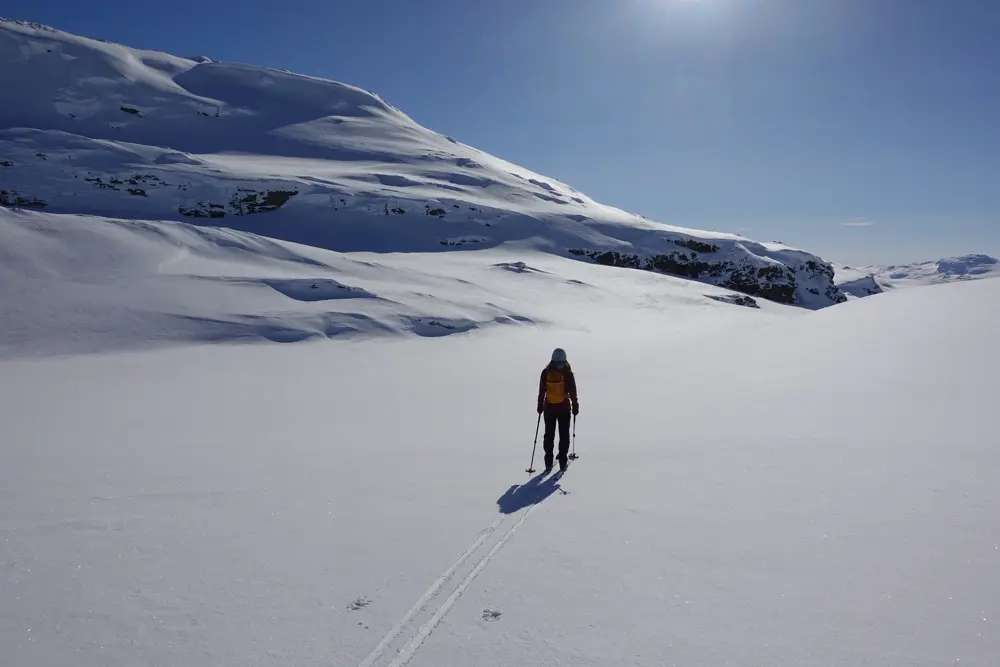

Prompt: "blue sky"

[8,0,998,263]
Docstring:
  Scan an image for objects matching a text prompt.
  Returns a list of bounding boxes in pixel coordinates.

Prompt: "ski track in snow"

[360,494,547,667]
[356,514,507,667]
[386,504,542,667]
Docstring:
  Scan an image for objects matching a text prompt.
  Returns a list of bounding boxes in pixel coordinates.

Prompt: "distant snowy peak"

[0,18,56,31]
[0,18,846,309]
[0,18,402,135]
[835,254,1000,298]
[926,254,999,279]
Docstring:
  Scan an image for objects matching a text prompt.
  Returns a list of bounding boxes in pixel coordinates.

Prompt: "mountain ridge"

[835,253,999,298]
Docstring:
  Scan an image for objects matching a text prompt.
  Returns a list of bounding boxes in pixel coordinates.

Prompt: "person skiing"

[537,347,579,472]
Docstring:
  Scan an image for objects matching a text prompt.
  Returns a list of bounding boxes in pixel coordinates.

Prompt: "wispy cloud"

[842,218,875,228]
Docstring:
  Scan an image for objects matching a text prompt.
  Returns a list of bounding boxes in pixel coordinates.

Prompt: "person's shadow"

[496,471,566,514]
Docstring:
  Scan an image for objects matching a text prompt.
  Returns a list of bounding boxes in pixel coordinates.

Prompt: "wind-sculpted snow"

[0,18,846,308]
[0,209,791,358]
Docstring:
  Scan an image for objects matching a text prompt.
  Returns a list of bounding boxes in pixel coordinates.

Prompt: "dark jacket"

[537,362,579,414]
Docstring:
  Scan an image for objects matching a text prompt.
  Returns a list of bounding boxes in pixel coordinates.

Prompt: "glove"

[572,405,579,416]
[537,404,544,414]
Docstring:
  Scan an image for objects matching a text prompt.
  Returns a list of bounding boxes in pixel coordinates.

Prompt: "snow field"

[2,278,998,666]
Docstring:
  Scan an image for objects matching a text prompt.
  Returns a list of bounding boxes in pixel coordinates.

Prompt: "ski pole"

[569,413,578,460]
[526,413,541,473]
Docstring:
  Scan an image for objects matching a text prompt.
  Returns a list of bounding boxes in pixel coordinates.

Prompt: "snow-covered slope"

[2,272,997,667]
[0,18,845,309]
[1,208,799,359]
[835,271,886,299]
[836,253,1000,298]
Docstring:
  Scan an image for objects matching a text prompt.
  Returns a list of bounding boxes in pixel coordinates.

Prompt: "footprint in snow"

[347,597,371,611]
[482,609,502,622]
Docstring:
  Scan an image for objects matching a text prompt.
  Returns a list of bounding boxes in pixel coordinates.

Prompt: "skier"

[536,347,579,472]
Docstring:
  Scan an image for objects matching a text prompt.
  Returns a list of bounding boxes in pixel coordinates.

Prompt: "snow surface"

[2,273,998,666]
[0,18,844,309]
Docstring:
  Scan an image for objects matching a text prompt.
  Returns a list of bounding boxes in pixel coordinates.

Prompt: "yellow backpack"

[545,369,566,404]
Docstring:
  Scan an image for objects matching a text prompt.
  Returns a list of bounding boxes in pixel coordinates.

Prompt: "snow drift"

[0,18,846,309]
[1,207,796,358]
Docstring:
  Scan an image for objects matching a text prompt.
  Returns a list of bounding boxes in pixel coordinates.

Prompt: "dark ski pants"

[543,409,571,468]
